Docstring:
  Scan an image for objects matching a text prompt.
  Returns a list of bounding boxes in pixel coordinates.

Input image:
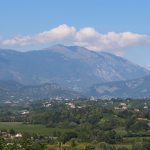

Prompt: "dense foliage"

[0,98,150,149]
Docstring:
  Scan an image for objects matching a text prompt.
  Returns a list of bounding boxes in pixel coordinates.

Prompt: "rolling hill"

[0,80,81,100]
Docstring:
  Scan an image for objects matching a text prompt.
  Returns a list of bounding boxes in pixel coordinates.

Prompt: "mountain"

[87,75,150,98]
[0,80,81,100]
[0,45,149,91]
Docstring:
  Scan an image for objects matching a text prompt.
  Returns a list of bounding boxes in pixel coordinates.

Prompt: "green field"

[0,122,73,136]
[0,122,150,149]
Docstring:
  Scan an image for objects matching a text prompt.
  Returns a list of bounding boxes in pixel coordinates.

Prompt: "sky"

[0,0,150,69]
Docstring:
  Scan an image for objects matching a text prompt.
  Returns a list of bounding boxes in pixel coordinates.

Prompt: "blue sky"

[0,0,150,69]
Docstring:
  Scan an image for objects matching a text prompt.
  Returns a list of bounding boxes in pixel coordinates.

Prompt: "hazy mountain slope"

[87,75,150,98]
[0,45,149,91]
[0,81,81,100]
[1,75,150,99]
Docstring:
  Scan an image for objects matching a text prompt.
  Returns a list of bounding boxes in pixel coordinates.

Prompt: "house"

[144,106,148,109]
[134,109,140,112]
[20,110,29,115]
[122,106,127,110]
[43,102,52,107]
[120,103,127,106]
[15,133,22,138]
[66,102,76,108]
[137,118,148,121]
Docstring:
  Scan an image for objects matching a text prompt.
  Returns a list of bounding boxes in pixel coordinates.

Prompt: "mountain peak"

[0,46,149,91]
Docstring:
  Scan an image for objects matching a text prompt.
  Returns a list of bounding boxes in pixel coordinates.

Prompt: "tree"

[0,138,5,149]
[96,142,116,150]
[132,142,143,150]
[62,132,78,143]
[70,139,77,150]
[85,144,95,150]
[143,142,150,150]
[103,130,122,144]
[9,129,16,135]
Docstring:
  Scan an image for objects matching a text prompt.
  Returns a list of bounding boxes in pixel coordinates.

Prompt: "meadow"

[0,122,73,136]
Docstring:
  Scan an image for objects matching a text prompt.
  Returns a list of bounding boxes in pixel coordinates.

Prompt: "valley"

[0,98,150,149]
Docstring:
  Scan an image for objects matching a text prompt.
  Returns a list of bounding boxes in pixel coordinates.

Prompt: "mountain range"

[0,45,149,99]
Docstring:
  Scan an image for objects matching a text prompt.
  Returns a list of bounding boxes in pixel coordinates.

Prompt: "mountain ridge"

[0,45,149,92]
[87,75,150,98]
[0,80,82,100]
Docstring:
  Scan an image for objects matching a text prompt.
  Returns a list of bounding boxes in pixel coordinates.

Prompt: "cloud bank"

[146,63,150,70]
[1,24,150,54]
[1,24,76,46]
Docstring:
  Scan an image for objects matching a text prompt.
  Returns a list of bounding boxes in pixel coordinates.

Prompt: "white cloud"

[2,24,76,46]
[75,28,150,53]
[1,24,150,55]
[146,63,150,70]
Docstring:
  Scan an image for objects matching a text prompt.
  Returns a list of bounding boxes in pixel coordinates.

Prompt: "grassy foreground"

[0,122,72,136]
